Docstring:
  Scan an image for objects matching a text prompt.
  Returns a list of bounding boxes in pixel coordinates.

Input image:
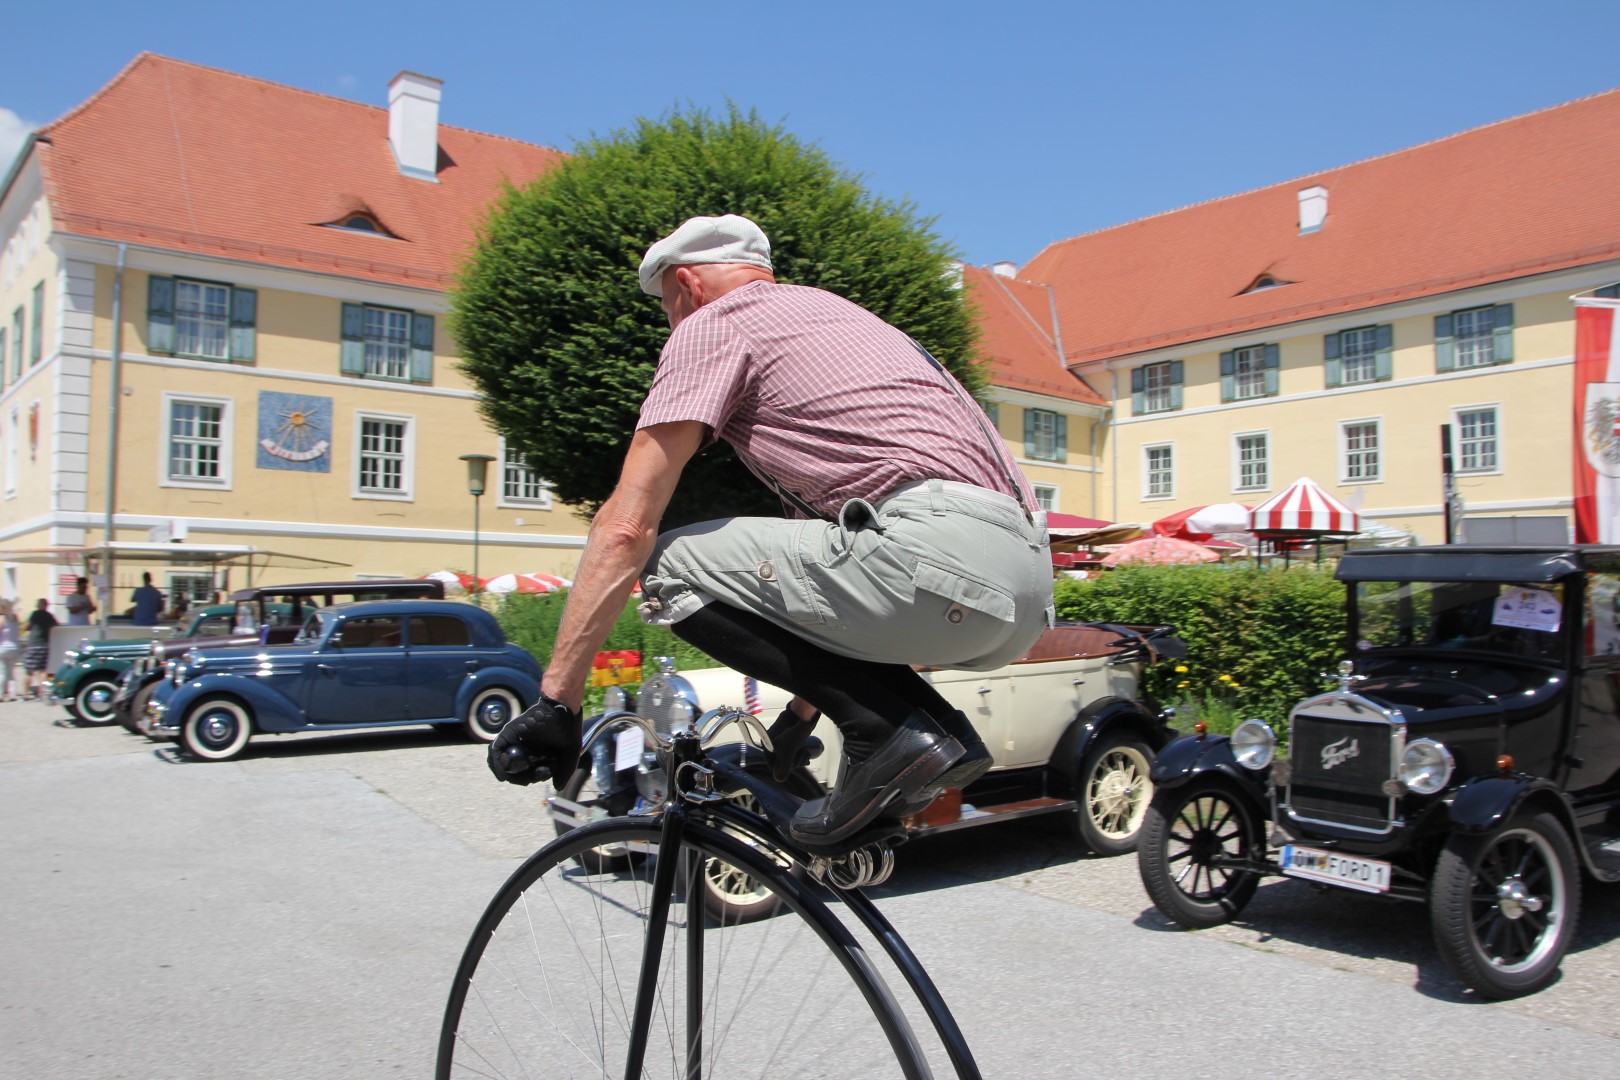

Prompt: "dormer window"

[1242,273,1291,294]
[323,212,396,238]
[341,214,379,232]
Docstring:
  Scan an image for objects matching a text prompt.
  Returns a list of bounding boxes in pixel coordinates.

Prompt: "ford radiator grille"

[1285,709,1399,834]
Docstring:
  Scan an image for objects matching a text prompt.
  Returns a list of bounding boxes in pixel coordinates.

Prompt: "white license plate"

[1280,845,1391,894]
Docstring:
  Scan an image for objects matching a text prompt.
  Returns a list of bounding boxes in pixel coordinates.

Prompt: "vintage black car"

[1137,545,1620,999]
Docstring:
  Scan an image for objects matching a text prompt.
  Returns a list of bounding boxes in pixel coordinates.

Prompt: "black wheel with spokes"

[437,815,930,1079]
[1431,810,1579,999]
[1138,778,1262,928]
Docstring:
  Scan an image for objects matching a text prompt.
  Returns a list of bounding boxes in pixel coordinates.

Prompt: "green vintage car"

[51,604,293,724]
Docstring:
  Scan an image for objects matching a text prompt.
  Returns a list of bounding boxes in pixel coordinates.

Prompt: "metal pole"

[100,243,127,632]
[1440,424,1456,544]
[472,493,482,594]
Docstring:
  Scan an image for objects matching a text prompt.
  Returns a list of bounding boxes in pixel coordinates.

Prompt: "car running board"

[903,796,1074,838]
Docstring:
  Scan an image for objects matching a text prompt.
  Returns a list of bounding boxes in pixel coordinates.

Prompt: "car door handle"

[977,686,992,695]
[317,664,336,677]
[465,660,481,672]
[1071,678,1086,686]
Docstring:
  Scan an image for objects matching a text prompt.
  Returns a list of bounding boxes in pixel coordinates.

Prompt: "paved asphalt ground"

[5,698,1620,1079]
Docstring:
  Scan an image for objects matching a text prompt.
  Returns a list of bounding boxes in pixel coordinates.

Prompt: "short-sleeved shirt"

[637,281,1035,519]
[132,585,165,626]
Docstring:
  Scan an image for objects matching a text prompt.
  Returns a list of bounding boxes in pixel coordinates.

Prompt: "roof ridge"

[48,52,563,155]
[1026,86,1620,266]
[40,51,153,132]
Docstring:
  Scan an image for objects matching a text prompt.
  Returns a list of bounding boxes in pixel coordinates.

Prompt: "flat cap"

[639,214,773,297]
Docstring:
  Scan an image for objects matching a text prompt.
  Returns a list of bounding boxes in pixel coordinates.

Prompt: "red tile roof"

[34,53,564,289]
[1019,88,1620,365]
[963,264,1105,405]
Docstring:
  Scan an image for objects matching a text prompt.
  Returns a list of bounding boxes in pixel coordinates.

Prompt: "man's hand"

[488,694,583,786]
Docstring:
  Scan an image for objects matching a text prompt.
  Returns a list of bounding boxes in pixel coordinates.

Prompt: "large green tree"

[451,107,983,529]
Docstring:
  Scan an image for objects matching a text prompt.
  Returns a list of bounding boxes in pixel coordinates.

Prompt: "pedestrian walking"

[0,599,20,700]
[24,599,57,700]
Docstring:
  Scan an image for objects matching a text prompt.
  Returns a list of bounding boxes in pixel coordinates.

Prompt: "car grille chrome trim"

[1283,691,1406,836]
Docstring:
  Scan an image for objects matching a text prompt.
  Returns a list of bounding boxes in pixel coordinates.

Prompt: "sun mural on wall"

[256,391,332,472]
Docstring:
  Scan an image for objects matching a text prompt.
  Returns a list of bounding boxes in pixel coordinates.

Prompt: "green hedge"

[492,590,718,675]
[1054,564,1347,732]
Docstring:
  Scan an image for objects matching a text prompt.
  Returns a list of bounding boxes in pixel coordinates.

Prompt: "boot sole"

[789,736,962,848]
[899,743,993,816]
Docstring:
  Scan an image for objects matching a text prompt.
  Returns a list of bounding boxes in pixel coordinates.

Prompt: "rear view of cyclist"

[490,214,1054,849]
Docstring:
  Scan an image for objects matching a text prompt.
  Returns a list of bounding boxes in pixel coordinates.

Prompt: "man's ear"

[674,266,705,305]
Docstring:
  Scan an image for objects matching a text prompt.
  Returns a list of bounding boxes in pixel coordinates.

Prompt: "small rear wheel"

[1431,810,1579,999]
[72,676,121,725]
[180,698,254,761]
[1073,730,1154,855]
[1138,778,1262,928]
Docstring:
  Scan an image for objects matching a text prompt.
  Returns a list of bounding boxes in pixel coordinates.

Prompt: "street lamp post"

[459,454,496,594]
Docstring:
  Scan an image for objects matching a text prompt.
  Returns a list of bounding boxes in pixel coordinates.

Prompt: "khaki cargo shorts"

[639,480,1055,671]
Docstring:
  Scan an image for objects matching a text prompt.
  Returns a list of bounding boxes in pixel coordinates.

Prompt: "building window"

[1341,420,1381,483]
[1325,325,1393,387]
[164,396,230,486]
[341,304,433,383]
[1032,484,1058,511]
[356,414,413,499]
[175,280,230,359]
[1340,327,1377,384]
[1025,408,1066,462]
[500,444,553,508]
[1234,433,1269,491]
[1436,304,1513,372]
[29,282,42,364]
[1144,443,1174,499]
[11,307,22,380]
[1220,345,1279,402]
[1132,360,1183,415]
[1455,407,1500,473]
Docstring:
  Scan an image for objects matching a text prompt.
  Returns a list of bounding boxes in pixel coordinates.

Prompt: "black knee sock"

[670,604,920,760]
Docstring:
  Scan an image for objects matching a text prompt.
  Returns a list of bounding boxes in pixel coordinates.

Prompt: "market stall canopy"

[1151,503,1253,542]
[0,543,347,572]
[1249,478,1360,536]
[1047,512,1144,551]
[1100,536,1221,567]
[481,571,573,595]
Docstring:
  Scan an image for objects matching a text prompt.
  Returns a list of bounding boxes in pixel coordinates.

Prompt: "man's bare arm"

[540,421,706,712]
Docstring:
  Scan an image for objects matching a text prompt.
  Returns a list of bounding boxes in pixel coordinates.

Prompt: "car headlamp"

[1231,719,1276,770]
[603,685,634,713]
[1398,739,1454,795]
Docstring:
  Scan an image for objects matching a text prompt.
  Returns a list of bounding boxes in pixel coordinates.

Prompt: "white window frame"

[1142,362,1174,414]
[1142,442,1175,501]
[1027,408,1061,461]
[363,305,412,381]
[1453,306,1496,370]
[1340,325,1379,385]
[1232,430,1270,493]
[1232,346,1266,401]
[1340,418,1382,484]
[1452,403,1503,476]
[160,392,234,490]
[352,410,415,501]
[174,279,231,361]
[497,440,554,509]
[1032,483,1059,512]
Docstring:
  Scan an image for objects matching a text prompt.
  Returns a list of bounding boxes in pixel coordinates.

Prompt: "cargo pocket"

[774,520,841,630]
[912,560,1016,623]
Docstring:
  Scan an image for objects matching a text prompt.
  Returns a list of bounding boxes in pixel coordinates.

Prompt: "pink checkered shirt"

[638,282,1034,518]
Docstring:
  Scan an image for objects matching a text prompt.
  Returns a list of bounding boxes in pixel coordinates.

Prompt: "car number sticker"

[614,724,645,772]
[1493,586,1561,633]
[1280,845,1391,894]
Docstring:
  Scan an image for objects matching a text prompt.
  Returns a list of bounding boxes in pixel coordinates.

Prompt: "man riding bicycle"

[489,214,1055,848]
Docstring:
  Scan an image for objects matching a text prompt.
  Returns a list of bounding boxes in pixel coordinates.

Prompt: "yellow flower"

[1218,674,1233,683]
[1175,665,1189,674]
[1176,680,1189,689]
[1228,682,1241,690]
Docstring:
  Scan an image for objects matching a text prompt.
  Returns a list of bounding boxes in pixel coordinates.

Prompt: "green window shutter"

[1023,408,1036,456]
[1323,333,1341,388]
[1130,367,1145,416]
[409,313,434,383]
[1374,324,1393,381]
[1219,350,1235,402]
[1054,413,1068,460]
[1434,314,1455,372]
[340,303,366,376]
[29,284,42,363]
[1263,344,1280,396]
[1169,360,1184,411]
[1492,303,1514,363]
[229,288,257,363]
[147,276,175,354]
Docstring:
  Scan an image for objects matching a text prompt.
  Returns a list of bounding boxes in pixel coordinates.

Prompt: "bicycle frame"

[593,710,983,1080]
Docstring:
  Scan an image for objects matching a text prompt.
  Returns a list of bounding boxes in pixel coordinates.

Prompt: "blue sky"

[4,1,1618,268]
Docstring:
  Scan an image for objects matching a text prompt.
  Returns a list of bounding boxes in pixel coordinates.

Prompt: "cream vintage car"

[551,622,1186,898]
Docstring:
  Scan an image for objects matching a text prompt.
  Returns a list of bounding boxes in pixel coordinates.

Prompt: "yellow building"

[0,54,586,614]
[998,90,1620,544]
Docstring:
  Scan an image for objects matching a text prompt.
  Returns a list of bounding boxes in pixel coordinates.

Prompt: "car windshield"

[294,610,333,645]
[1354,580,1567,662]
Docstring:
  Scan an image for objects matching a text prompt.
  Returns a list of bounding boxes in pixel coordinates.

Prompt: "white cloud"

[0,107,36,174]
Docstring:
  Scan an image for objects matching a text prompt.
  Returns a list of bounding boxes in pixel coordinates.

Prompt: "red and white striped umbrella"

[1249,477,1360,535]
[423,570,478,593]
[481,572,573,594]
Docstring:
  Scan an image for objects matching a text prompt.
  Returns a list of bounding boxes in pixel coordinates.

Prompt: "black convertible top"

[1334,546,1620,583]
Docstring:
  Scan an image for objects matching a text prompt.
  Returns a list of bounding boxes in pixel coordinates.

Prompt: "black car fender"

[1147,731,1263,796]
[1047,697,1170,792]
[1447,774,1575,838]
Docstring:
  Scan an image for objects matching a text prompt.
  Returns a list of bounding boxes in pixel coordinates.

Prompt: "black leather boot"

[766,707,820,782]
[898,711,992,815]
[788,710,962,848]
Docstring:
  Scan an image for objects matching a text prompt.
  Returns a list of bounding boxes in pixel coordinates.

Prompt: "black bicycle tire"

[436,813,932,1080]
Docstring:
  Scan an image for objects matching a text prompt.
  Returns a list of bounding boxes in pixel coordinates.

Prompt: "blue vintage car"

[145,599,540,761]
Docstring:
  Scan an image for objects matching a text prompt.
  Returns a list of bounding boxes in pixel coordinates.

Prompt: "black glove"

[488,693,582,786]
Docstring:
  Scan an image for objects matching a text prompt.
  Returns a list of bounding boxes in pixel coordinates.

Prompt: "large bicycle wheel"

[439,815,931,1079]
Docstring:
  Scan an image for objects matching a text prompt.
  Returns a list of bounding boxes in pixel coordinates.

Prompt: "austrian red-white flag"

[1573,298,1620,542]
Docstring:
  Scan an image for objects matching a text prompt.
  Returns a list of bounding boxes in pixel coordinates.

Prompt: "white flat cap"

[639,214,773,297]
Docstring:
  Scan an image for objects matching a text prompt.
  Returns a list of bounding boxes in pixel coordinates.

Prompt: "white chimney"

[991,261,1017,279]
[388,71,443,182]
[1298,185,1328,234]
